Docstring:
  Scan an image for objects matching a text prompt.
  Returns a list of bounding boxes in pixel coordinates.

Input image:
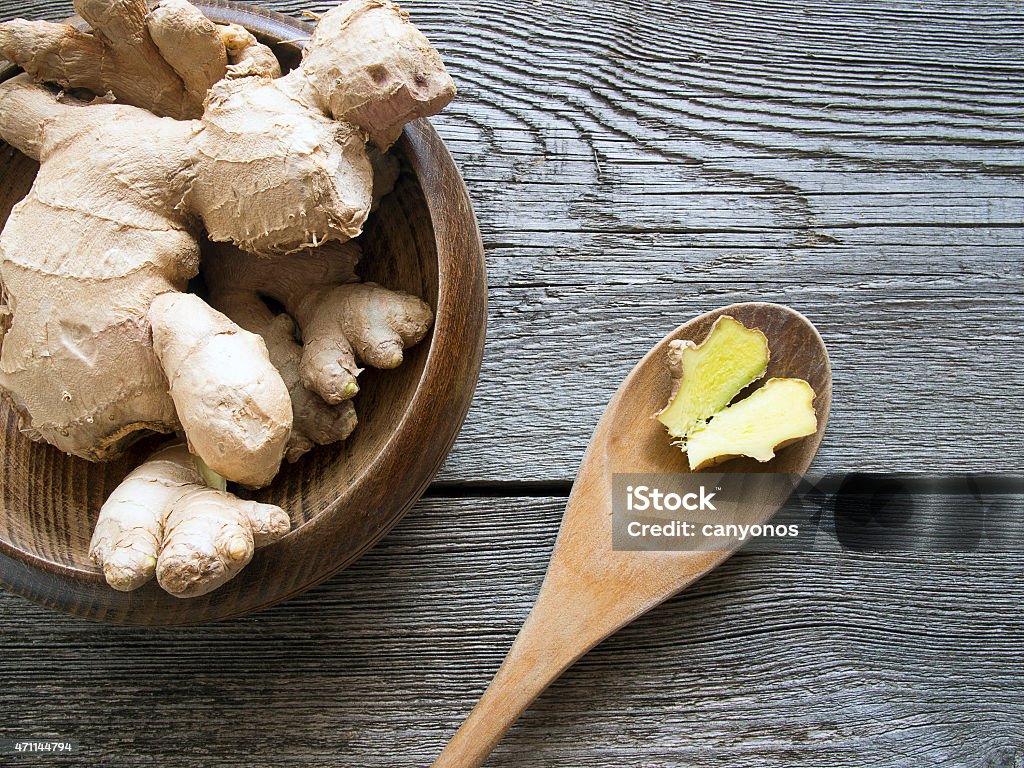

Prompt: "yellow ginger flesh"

[685,378,818,471]
[657,316,769,440]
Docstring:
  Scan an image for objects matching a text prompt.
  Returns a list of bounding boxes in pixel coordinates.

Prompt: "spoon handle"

[430,661,555,767]
[432,597,589,768]
[433,539,691,767]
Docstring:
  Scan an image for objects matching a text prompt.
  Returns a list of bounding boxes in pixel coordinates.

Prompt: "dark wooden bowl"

[0,2,487,625]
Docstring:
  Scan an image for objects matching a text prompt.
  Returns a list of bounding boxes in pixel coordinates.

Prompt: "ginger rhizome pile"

[657,316,818,470]
[0,0,454,597]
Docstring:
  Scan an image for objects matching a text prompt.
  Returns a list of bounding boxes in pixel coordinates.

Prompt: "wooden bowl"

[0,2,486,625]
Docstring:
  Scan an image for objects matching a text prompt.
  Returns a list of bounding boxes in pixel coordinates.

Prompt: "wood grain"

[1,495,1022,767]
[1,0,1022,765]
[419,0,1024,482]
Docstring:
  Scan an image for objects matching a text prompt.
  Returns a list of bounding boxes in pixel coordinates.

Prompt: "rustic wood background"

[1,0,1022,765]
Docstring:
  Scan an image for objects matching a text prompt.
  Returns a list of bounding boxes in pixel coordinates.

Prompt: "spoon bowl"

[434,302,831,767]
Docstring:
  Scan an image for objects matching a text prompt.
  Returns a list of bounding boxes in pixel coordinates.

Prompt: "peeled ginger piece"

[657,316,769,439]
[685,378,817,470]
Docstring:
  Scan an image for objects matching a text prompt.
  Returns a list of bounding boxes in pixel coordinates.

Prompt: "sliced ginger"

[657,316,817,470]
[657,316,769,439]
[685,378,817,470]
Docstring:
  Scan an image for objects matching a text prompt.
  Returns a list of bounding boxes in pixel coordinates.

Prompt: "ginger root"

[1,0,450,597]
[1,0,454,251]
[89,442,290,597]
[150,293,292,487]
[0,0,230,119]
[204,240,433,463]
[657,316,817,470]
[0,0,451,483]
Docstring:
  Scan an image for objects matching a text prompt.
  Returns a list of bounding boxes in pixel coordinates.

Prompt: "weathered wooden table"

[2,0,1022,765]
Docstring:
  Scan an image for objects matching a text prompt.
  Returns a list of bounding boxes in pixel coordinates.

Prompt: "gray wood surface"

[1,0,1023,766]
[3,497,1024,767]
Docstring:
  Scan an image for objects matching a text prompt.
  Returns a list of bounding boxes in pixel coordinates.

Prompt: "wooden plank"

[443,282,1024,483]
[407,0,1024,482]
[1,495,1021,766]
[2,0,1022,484]
[0,2,1022,766]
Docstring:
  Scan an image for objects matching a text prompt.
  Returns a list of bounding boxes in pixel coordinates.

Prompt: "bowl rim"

[0,0,488,625]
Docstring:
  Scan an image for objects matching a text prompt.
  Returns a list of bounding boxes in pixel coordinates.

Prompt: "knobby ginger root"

[0,85,205,460]
[1,0,455,250]
[0,0,451,483]
[204,240,433,462]
[685,378,818,470]
[150,293,292,488]
[657,316,817,470]
[1,0,449,597]
[0,0,231,119]
[0,80,295,481]
[89,442,290,597]
[218,23,282,80]
[298,0,455,150]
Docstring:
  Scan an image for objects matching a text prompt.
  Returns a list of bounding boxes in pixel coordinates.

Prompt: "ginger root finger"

[203,241,433,405]
[157,486,289,598]
[300,0,456,150]
[0,0,203,119]
[147,0,228,102]
[89,447,200,591]
[286,397,358,462]
[294,283,433,404]
[0,20,109,103]
[0,73,85,160]
[89,442,291,597]
[74,0,203,115]
[219,23,282,79]
[299,334,363,405]
[249,313,358,462]
[149,293,292,488]
[300,282,433,370]
[74,0,150,45]
[210,288,359,464]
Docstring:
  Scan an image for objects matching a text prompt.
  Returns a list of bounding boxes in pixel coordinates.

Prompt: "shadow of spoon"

[434,302,832,767]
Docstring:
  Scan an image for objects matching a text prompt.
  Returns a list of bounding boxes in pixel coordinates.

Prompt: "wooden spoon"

[433,302,832,768]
